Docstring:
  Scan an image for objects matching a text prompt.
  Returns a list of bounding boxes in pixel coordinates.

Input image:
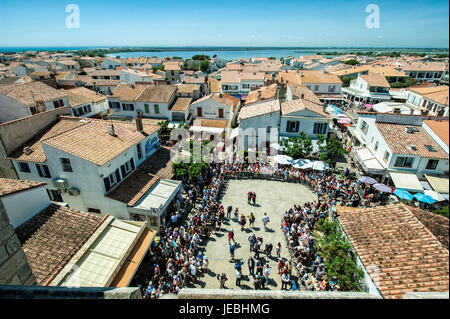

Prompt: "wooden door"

[197,107,202,117]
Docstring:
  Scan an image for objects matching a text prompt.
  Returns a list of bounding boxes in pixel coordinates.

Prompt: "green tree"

[281,132,313,159]
[344,59,359,65]
[192,54,210,61]
[389,77,417,88]
[342,76,356,87]
[200,60,209,73]
[318,135,346,165]
[315,220,365,291]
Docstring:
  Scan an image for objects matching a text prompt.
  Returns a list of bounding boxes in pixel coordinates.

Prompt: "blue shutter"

[322,123,328,134]
[313,123,318,134]
[286,121,291,133]
[36,164,43,177]
[121,165,126,177]
[130,158,135,171]
[295,121,300,132]
[43,165,51,178]
[104,177,111,192]
[115,169,121,183]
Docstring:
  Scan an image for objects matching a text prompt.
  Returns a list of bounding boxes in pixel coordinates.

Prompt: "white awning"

[134,179,182,215]
[355,148,385,175]
[228,127,240,139]
[189,126,225,134]
[389,171,424,192]
[424,175,449,194]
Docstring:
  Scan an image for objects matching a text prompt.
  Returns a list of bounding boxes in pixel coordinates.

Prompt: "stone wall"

[0,285,142,299]
[0,200,36,286]
[178,288,381,299]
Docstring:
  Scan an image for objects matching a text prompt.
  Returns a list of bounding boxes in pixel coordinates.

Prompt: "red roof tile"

[338,204,449,299]
[16,204,106,285]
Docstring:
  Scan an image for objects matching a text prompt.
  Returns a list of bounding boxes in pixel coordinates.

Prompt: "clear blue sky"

[0,0,448,48]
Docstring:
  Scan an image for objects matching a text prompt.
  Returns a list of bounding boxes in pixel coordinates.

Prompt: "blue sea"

[0,47,447,61]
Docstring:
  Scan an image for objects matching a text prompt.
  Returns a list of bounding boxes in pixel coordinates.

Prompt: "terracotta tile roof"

[409,86,449,106]
[287,83,321,104]
[7,118,88,163]
[298,70,342,84]
[42,118,160,166]
[0,178,47,197]
[111,84,147,101]
[89,69,120,77]
[177,84,200,94]
[193,118,229,128]
[376,122,448,159]
[240,72,265,81]
[0,81,67,106]
[338,204,449,299]
[68,87,106,103]
[135,85,177,103]
[221,71,240,83]
[191,93,240,112]
[406,205,449,250]
[106,170,160,206]
[226,64,243,71]
[136,146,174,179]
[86,79,120,87]
[244,84,278,105]
[66,90,92,107]
[209,80,221,94]
[183,75,207,84]
[238,99,280,120]
[278,70,301,85]
[171,97,192,112]
[359,74,390,87]
[16,204,106,285]
[423,119,449,146]
[281,99,331,118]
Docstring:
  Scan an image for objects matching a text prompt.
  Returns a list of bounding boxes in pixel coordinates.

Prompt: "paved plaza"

[194,179,317,290]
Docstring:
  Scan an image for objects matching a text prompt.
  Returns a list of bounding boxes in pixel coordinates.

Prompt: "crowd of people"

[139,164,225,299]
[136,156,388,298]
[282,201,339,291]
[222,162,387,208]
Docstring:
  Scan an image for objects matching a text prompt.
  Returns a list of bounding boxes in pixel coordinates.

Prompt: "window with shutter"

[36,164,43,177]
[104,177,111,192]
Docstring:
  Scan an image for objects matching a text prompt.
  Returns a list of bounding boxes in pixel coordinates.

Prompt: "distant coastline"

[1,46,448,61]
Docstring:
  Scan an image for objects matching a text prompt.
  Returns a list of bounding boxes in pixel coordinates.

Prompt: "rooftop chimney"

[257,90,262,102]
[107,124,116,136]
[136,115,144,132]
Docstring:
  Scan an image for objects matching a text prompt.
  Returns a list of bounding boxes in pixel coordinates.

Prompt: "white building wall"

[189,99,232,122]
[0,95,30,122]
[1,186,51,228]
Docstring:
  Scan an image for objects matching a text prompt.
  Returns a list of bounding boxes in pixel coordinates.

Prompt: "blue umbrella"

[393,189,414,201]
[413,193,436,204]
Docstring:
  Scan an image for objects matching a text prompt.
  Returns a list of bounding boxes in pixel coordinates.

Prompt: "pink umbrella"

[337,118,351,124]
[338,114,349,118]
[365,104,373,109]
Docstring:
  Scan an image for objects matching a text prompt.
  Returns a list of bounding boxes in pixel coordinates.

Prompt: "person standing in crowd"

[262,213,270,231]
[229,242,236,262]
[248,233,256,251]
[275,242,281,258]
[227,205,232,218]
[248,191,252,204]
[256,258,264,276]
[265,242,273,257]
[240,214,247,231]
[252,192,256,205]
[235,267,242,287]
[228,229,236,245]
[248,256,255,277]
[234,208,239,221]
[248,212,255,228]
[281,272,291,290]
[218,273,228,289]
